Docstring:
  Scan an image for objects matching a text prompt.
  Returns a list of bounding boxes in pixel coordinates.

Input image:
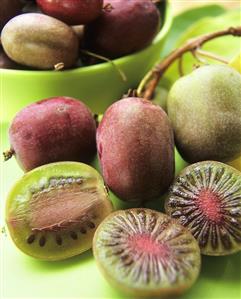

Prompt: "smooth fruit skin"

[6,162,113,261]
[9,97,96,171]
[97,97,175,202]
[1,13,79,69]
[93,209,201,297]
[167,65,241,163]
[85,0,160,58]
[0,0,23,30]
[37,0,103,25]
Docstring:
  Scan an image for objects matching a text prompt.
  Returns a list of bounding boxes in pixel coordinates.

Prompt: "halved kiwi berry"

[93,208,201,297]
[5,162,113,261]
[165,161,241,256]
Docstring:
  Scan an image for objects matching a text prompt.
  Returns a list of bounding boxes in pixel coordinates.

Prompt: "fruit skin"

[167,65,241,163]
[97,97,175,202]
[0,47,22,69]
[165,161,241,256]
[85,0,160,58]
[0,0,23,30]
[1,13,79,69]
[37,0,103,25]
[93,208,201,297]
[8,97,96,171]
[6,162,113,261]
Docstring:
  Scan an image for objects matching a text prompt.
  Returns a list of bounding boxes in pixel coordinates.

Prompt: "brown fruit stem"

[137,26,241,100]
[3,149,15,161]
[81,49,127,82]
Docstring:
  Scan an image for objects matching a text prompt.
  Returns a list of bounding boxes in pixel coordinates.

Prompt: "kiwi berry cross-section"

[5,162,113,261]
[93,208,201,297]
[165,161,241,256]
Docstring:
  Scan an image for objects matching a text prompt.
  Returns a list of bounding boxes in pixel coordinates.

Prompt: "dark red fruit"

[97,97,175,202]
[85,0,160,58]
[36,0,103,25]
[0,0,23,30]
[6,97,96,171]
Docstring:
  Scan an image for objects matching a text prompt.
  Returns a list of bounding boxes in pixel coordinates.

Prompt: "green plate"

[1,122,240,299]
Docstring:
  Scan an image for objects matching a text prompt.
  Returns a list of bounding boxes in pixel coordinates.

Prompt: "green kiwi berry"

[5,162,113,261]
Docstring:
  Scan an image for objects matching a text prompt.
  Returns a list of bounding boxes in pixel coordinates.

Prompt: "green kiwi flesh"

[165,161,241,256]
[6,162,113,261]
[93,208,201,297]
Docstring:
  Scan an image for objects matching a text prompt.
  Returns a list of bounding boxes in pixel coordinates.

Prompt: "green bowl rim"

[1,2,173,75]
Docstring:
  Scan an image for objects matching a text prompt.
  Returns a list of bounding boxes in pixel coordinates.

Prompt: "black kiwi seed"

[87,221,95,229]
[39,236,46,247]
[56,235,63,246]
[80,227,87,234]
[27,234,35,244]
[70,231,78,240]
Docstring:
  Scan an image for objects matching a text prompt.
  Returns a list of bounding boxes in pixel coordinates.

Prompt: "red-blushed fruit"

[0,0,23,30]
[165,161,241,256]
[5,97,96,171]
[97,97,175,202]
[36,0,103,25]
[93,208,201,297]
[84,0,160,58]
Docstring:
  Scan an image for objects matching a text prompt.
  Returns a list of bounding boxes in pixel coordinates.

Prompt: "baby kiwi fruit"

[4,97,96,171]
[97,97,175,202]
[167,65,241,163]
[93,208,201,297]
[165,161,241,256]
[1,13,78,69]
[85,0,160,58]
[6,162,113,261]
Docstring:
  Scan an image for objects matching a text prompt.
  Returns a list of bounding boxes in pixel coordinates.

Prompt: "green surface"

[1,3,241,299]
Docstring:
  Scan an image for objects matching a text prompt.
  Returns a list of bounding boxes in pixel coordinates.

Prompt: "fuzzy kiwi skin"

[5,162,113,261]
[165,161,241,256]
[84,0,160,58]
[8,97,97,171]
[1,13,79,69]
[93,209,201,297]
[97,97,175,202]
[167,65,241,163]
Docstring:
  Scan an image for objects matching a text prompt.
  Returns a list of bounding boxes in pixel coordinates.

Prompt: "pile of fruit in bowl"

[1,1,241,298]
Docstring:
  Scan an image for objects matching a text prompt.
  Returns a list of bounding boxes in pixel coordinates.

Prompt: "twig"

[137,26,241,100]
[81,49,127,82]
[195,49,229,64]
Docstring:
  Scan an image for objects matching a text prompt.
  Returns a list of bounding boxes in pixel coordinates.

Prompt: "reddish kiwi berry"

[36,0,103,25]
[165,161,241,256]
[1,13,79,69]
[4,97,96,171]
[97,97,174,202]
[0,0,23,30]
[6,162,113,261]
[84,0,160,58]
[93,208,201,297]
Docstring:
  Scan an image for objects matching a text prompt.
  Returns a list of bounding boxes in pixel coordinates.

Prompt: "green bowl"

[1,3,172,123]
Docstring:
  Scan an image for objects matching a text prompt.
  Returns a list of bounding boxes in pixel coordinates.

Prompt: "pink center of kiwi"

[128,234,170,257]
[197,189,222,222]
